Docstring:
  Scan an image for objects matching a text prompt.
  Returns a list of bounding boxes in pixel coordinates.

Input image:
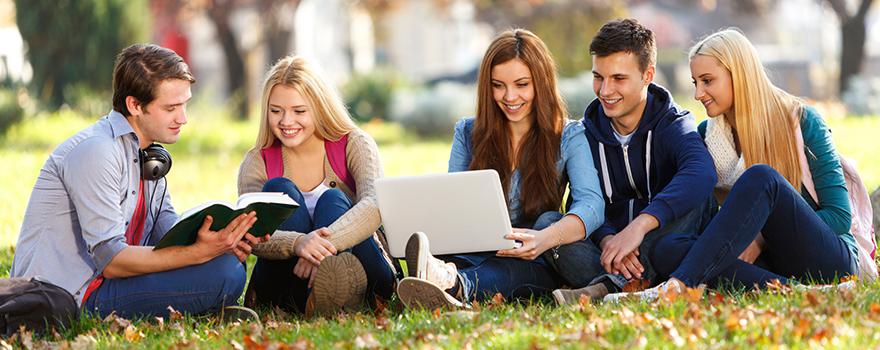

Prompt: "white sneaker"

[603,280,684,303]
[405,232,458,291]
[793,280,856,292]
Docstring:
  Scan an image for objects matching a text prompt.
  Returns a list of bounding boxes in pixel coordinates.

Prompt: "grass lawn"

[0,109,878,348]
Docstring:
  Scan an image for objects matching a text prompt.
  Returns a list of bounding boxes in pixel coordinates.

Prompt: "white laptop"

[376,170,517,258]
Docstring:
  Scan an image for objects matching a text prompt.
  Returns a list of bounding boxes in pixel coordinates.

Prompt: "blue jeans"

[652,165,857,288]
[82,253,245,319]
[440,211,563,302]
[247,178,396,313]
[544,196,716,289]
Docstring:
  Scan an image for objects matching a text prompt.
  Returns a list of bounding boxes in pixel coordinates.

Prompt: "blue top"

[448,117,605,235]
[582,83,717,244]
[698,106,856,258]
[11,110,178,305]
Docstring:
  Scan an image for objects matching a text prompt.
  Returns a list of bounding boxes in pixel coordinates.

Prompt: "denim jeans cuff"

[588,274,627,292]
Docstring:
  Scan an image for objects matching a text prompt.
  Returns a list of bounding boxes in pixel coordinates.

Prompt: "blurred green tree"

[343,68,400,122]
[15,0,150,110]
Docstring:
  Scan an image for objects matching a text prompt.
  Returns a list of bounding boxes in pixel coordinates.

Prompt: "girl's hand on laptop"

[497,228,550,260]
[293,259,318,288]
[294,228,338,265]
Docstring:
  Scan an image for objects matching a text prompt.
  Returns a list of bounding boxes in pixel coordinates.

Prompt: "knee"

[740,164,783,187]
[263,178,304,202]
[650,233,695,277]
[209,254,247,299]
[550,240,604,287]
[533,211,563,230]
[315,189,352,211]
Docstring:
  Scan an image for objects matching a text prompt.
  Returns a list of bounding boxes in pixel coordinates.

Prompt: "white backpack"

[797,126,878,280]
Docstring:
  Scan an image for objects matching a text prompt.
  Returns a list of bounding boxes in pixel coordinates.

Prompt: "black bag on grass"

[0,277,77,336]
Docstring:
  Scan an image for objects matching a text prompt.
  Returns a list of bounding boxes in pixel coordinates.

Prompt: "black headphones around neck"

[140,144,172,181]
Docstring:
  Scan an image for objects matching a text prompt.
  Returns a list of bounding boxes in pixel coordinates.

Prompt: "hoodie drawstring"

[598,142,613,204]
[645,130,652,201]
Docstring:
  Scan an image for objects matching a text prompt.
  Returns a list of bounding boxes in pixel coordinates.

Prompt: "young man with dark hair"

[12,44,265,319]
[548,19,717,303]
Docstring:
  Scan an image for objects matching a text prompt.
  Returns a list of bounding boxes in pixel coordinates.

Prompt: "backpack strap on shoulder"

[326,134,356,193]
[260,141,284,180]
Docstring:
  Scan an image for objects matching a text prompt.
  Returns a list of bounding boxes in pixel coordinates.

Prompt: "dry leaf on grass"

[622,279,650,292]
[490,293,505,307]
[167,306,184,322]
[124,324,145,342]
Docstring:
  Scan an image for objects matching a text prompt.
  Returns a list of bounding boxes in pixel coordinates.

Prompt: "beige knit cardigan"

[237,128,383,259]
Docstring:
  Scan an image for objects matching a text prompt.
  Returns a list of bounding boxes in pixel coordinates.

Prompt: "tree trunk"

[208,3,249,120]
[829,0,875,96]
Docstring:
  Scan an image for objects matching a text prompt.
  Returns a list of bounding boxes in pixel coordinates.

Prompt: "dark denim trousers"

[544,195,716,290]
[652,165,856,289]
[82,253,245,319]
[440,211,564,302]
[247,178,396,313]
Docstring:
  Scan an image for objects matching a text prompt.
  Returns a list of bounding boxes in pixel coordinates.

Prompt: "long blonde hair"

[254,55,356,149]
[690,29,803,188]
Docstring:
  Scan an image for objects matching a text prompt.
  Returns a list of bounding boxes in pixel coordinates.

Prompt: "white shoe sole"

[405,232,429,279]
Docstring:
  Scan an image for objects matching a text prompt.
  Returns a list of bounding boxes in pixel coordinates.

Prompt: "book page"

[236,192,299,208]
[174,200,233,226]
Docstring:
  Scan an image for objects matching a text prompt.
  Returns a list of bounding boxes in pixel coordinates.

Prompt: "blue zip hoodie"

[582,83,716,245]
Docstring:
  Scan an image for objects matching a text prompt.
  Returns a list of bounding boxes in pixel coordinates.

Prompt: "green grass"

[1,108,879,348]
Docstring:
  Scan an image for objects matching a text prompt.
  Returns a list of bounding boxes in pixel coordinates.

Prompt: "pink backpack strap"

[325,134,356,193]
[260,142,284,179]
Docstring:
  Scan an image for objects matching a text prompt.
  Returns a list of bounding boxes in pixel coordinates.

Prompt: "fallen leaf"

[870,303,880,314]
[622,279,650,292]
[104,313,132,334]
[375,315,390,330]
[167,306,184,322]
[811,327,831,341]
[803,291,822,307]
[490,293,505,306]
[204,328,221,339]
[578,293,591,307]
[242,335,265,350]
[683,285,705,303]
[793,318,811,339]
[372,296,388,316]
[124,324,145,342]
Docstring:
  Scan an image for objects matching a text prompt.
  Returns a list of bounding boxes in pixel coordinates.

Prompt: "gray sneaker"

[552,283,610,305]
[305,252,368,318]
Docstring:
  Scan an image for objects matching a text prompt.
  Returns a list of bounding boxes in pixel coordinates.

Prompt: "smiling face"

[490,58,535,126]
[129,78,191,147]
[690,54,735,118]
[592,52,653,131]
[267,84,318,149]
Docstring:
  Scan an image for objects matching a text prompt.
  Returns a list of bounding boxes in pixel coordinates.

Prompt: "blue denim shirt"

[11,110,178,305]
[448,118,604,235]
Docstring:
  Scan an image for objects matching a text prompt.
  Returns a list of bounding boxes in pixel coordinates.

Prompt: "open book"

[153,192,299,250]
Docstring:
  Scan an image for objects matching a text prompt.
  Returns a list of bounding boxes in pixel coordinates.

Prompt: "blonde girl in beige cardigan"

[238,56,395,317]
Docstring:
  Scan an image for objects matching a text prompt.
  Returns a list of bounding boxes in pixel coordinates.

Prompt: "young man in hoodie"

[549,19,717,304]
